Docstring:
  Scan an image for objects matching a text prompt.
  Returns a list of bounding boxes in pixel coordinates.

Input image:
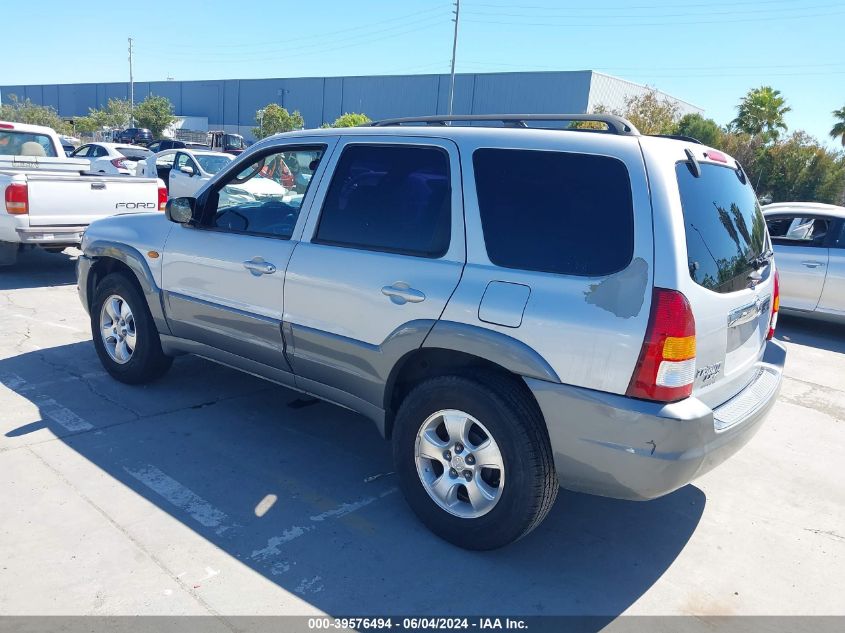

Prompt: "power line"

[462,8,845,27]
[466,0,811,10]
[462,2,844,19]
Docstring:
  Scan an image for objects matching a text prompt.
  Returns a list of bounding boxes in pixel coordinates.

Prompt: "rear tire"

[91,272,172,384]
[0,241,18,267]
[393,373,558,550]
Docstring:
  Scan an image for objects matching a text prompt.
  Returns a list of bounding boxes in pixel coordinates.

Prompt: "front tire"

[393,373,558,550]
[91,272,172,384]
[0,241,18,267]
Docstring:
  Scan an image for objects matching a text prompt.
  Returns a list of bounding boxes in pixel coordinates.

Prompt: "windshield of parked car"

[677,162,768,294]
[224,134,245,150]
[0,130,59,157]
[117,146,153,160]
[195,154,232,175]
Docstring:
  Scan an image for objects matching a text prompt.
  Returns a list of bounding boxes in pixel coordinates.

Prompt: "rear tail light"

[4,183,28,215]
[158,186,168,211]
[111,158,127,169]
[626,288,696,403]
[767,271,780,340]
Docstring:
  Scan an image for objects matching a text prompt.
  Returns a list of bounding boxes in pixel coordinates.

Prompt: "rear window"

[0,130,58,157]
[473,148,634,276]
[677,162,767,294]
[117,146,152,160]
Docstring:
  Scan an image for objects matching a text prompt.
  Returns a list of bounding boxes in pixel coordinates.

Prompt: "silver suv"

[77,114,786,550]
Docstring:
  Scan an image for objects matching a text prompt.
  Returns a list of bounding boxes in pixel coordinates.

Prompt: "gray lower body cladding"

[526,339,786,500]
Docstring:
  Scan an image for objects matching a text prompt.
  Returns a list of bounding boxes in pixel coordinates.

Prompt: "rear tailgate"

[640,137,775,408]
[24,174,161,226]
[672,149,776,409]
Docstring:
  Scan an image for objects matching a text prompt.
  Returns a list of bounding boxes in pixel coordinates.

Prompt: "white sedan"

[69,142,153,176]
[140,148,294,205]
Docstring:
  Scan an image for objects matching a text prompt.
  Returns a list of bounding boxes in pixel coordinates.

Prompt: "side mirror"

[179,165,195,176]
[165,197,196,224]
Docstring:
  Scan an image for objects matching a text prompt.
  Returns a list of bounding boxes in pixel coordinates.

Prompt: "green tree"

[73,98,133,134]
[327,112,371,127]
[618,88,680,135]
[676,113,723,147]
[252,103,304,139]
[830,106,845,147]
[753,131,845,204]
[0,95,71,134]
[132,95,176,138]
[731,86,790,142]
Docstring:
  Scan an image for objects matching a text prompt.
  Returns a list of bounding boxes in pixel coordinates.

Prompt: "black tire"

[0,241,18,267]
[91,272,172,384]
[393,372,558,550]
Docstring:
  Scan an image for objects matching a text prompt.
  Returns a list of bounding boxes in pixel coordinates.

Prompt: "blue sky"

[1,0,841,145]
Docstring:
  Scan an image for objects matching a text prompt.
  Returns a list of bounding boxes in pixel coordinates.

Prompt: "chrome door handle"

[243,258,277,276]
[381,282,426,305]
[91,182,106,190]
[801,261,825,268]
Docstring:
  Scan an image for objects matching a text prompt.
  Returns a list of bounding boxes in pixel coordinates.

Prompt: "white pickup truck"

[1,121,166,266]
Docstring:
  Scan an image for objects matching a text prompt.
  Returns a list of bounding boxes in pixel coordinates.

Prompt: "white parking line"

[309,487,397,522]
[9,312,84,332]
[124,464,232,535]
[34,396,95,432]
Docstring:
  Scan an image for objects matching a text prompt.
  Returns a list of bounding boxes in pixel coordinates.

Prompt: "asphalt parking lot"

[1,248,843,618]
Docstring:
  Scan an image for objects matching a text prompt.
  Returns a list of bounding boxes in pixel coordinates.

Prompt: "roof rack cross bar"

[366,114,640,136]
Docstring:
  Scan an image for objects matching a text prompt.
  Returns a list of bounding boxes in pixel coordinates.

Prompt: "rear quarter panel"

[439,130,655,395]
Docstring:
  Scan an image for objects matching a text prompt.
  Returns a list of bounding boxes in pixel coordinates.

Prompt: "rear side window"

[677,163,767,294]
[473,149,634,276]
[766,216,830,247]
[315,145,451,257]
[0,130,59,157]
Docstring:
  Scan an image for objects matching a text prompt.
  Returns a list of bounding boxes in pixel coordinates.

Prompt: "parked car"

[76,114,785,549]
[1,121,165,266]
[59,135,78,156]
[115,128,153,145]
[208,130,246,155]
[70,143,153,176]
[763,202,844,322]
[146,139,211,153]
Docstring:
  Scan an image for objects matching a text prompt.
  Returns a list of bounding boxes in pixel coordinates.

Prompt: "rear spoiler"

[0,155,91,173]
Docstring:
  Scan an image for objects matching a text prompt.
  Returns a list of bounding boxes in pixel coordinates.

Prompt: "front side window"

[209,146,324,239]
[315,144,451,257]
[175,152,197,172]
[195,154,231,175]
[71,145,91,158]
[766,216,830,247]
[473,148,634,276]
[677,162,767,293]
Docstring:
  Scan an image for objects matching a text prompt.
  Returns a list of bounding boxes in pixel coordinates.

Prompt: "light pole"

[128,37,135,127]
[447,0,460,116]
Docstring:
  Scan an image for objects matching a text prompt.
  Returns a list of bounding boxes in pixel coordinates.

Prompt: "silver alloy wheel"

[415,409,505,519]
[99,294,137,365]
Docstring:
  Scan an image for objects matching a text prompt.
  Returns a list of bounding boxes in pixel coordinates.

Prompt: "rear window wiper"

[748,248,774,270]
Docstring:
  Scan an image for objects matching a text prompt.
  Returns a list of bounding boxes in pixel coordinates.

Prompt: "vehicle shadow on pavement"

[0,248,78,291]
[776,314,845,354]
[1,341,705,620]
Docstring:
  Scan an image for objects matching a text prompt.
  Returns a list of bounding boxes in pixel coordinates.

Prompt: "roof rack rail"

[652,134,703,144]
[367,114,640,136]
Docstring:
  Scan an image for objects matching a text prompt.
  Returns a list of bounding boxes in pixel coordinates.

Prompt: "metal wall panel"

[2,72,703,138]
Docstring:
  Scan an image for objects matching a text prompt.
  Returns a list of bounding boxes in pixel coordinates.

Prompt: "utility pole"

[128,37,135,127]
[447,0,460,116]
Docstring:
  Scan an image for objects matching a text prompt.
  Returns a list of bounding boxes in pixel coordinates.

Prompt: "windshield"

[0,130,59,157]
[224,134,245,150]
[117,146,153,160]
[195,154,232,175]
[677,162,768,294]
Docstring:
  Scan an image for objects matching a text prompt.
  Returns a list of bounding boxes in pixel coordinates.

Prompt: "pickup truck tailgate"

[25,174,160,226]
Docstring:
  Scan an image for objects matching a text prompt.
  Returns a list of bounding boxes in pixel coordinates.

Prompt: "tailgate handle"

[728,300,764,327]
[801,261,825,268]
[91,182,106,190]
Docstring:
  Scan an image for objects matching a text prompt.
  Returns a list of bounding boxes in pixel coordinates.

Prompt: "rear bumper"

[526,339,786,500]
[16,226,86,246]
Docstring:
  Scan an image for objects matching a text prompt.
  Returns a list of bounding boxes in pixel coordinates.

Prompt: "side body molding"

[82,240,170,334]
[422,320,560,383]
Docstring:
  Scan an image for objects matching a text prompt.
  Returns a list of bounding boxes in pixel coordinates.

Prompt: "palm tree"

[830,106,845,146]
[731,86,791,142]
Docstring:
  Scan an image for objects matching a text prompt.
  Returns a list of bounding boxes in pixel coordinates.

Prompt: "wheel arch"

[383,321,558,439]
[85,241,169,334]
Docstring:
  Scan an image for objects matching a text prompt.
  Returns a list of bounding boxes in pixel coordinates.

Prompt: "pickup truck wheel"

[393,373,558,550]
[91,272,172,384]
[0,241,18,267]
